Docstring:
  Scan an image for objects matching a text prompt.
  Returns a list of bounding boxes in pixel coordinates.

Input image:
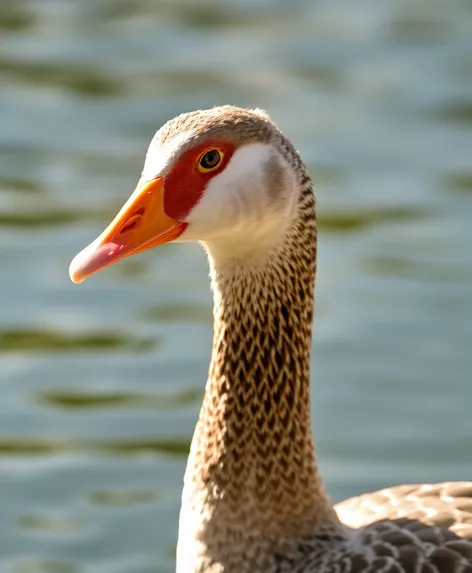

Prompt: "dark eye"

[198,148,223,172]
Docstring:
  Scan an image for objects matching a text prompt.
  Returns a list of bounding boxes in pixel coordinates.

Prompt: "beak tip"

[69,240,123,285]
[69,271,84,285]
[69,243,98,285]
[69,256,86,284]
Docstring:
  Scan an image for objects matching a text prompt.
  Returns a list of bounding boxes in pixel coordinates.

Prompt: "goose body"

[70,106,472,573]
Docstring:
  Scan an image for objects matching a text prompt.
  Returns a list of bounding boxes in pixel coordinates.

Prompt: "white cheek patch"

[186,143,283,232]
[141,129,195,181]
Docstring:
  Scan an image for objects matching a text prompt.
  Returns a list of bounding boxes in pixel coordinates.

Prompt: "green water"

[0,0,471,571]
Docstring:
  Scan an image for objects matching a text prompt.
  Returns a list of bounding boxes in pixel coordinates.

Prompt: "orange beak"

[69,176,186,284]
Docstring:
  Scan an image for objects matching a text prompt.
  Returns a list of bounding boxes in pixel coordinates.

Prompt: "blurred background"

[0,0,471,571]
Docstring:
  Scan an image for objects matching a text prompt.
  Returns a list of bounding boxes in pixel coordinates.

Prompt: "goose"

[69,106,472,573]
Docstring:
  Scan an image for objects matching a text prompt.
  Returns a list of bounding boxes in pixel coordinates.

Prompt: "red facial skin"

[163,139,236,221]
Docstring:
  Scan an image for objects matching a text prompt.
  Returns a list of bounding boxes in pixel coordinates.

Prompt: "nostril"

[134,207,145,217]
[120,215,141,235]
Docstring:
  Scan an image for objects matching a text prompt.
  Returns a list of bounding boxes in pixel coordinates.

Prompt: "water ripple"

[36,388,201,410]
[0,329,154,353]
[0,438,190,457]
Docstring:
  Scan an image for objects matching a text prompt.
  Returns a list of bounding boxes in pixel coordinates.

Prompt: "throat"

[178,216,340,571]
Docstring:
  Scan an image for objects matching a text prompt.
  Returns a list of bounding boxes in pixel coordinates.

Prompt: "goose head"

[69,106,303,283]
